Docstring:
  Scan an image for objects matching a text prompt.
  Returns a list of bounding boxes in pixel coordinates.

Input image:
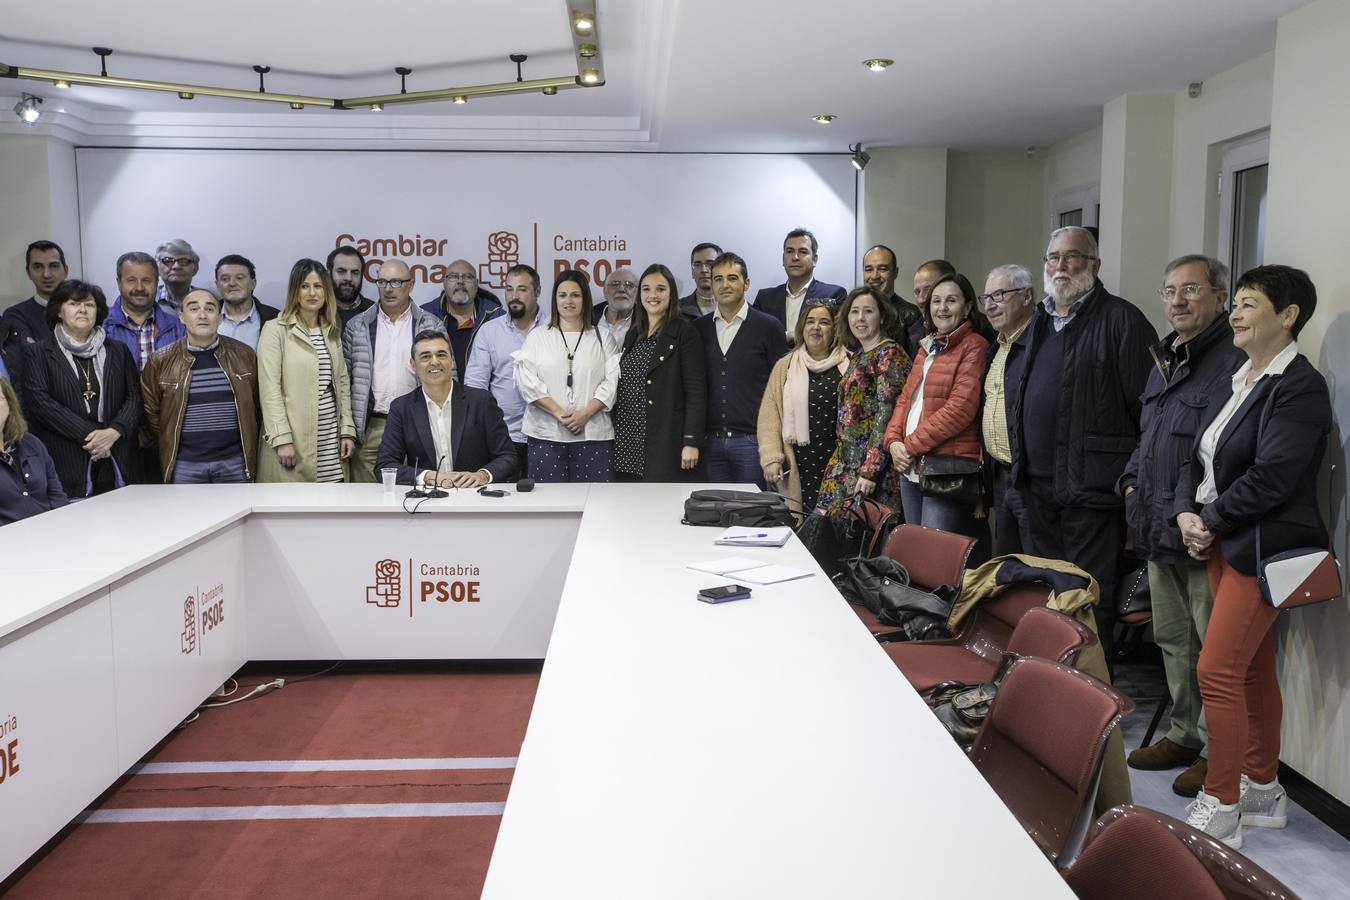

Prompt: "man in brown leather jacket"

[141,289,261,482]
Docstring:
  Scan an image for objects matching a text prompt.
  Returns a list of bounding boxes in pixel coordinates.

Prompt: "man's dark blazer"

[375,384,518,485]
[255,299,281,325]
[753,279,848,329]
[678,292,711,321]
[20,336,142,497]
[1172,353,1331,576]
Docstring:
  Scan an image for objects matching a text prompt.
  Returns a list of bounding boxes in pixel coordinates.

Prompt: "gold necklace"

[75,357,96,404]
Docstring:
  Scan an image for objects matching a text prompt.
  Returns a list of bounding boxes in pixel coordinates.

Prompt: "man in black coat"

[752,228,847,339]
[695,252,788,486]
[1117,255,1244,794]
[375,330,517,487]
[862,244,925,359]
[2,240,69,376]
[1009,227,1158,650]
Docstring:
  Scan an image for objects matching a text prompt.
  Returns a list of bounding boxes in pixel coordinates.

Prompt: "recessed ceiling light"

[370,102,384,111]
[53,79,71,89]
[862,58,894,72]
[812,114,836,125]
[573,12,594,32]
[580,69,601,85]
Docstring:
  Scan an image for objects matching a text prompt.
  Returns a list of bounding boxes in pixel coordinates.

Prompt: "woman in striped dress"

[256,259,356,483]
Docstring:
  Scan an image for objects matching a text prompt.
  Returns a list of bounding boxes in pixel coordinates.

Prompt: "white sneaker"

[1240,774,1289,828]
[1186,790,1243,850]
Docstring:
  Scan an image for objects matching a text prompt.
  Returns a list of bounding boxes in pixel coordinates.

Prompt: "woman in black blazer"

[20,280,141,498]
[1171,265,1332,848]
[612,263,707,482]
[1,375,68,525]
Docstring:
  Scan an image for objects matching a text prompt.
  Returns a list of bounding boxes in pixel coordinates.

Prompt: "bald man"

[342,259,446,481]
[595,266,638,354]
[420,258,503,381]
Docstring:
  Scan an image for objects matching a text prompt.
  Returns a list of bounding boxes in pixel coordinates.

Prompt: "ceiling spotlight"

[862,58,894,72]
[452,95,468,104]
[542,86,558,96]
[849,143,870,171]
[573,11,595,32]
[13,94,42,124]
[812,114,836,125]
[53,79,71,89]
[578,43,598,59]
[580,68,601,85]
[291,102,304,110]
[177,91,195,100]
[370,102,384,111]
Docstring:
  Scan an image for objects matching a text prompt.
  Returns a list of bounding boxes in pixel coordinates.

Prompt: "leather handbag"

[1116,563,1151,618]
[1250,389,1343,609]
[922,653,1017,747]
[917,454,982,506]
[833,556,953,641]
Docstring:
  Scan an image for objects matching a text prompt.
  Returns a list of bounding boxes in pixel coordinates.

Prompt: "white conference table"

[0,483,1072,898]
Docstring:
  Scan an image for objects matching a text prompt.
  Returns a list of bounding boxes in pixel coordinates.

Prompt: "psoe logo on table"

[179,584,226,655]
[0,713,20,787]
[367,559,403,608]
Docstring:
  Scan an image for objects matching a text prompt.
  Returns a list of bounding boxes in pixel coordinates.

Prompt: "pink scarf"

[782,344,847,445]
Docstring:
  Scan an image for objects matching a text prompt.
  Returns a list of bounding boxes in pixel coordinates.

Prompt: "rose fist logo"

[366,559,403,608]
[180,595,197,654]
[480,230,521,288]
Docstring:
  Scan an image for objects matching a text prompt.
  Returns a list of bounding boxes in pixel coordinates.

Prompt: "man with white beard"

[1007,226,1156,650]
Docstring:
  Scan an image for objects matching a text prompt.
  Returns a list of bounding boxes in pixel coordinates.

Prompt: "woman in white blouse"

[512,269,619,482]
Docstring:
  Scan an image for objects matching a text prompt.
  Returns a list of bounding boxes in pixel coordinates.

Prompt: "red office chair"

[849,524,975,635]
[1064,804,1299,900]
[885,605,1095,692]
[969,656,1133,866]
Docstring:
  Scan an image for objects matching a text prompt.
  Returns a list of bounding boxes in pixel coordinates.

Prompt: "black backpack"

[681,489,797,527]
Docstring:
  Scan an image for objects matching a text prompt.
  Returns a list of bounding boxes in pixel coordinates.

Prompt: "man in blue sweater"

[694,252,788,487]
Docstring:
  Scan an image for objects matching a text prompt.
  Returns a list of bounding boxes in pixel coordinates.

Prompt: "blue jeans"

[704,435,762,487]
[899,477,989,564]
[172,455,249,484]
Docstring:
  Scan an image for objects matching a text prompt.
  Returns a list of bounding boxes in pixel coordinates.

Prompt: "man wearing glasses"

[595,267,638,355]
[420,259,502,382]
[342,259,446,481]
[1009,226,1156,650]
[155,239,204,321]
[1116,255,1242,796]
[679,242,721,320]
[977,264,1038,556]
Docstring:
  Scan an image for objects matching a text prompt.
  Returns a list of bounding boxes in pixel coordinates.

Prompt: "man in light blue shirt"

[214,254,279,350]
[464,263,546,478]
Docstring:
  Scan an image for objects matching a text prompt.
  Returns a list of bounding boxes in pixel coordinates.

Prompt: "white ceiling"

[0,0,1312,151]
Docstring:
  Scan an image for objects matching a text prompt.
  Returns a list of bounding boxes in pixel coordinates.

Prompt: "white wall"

[944,151,1045,285]
[1041,125,1102,231]
[1264,0,1350,806]
[0,134,81,311]
[858,147,948,281]
[1168,51,1274,259]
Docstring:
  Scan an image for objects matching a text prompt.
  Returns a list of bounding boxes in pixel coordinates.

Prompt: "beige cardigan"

[757,352,846,510]
[256,316,356,483]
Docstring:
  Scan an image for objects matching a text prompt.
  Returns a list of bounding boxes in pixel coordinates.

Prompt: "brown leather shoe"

[1173,757,1209,798]
[1127,737,1201,770]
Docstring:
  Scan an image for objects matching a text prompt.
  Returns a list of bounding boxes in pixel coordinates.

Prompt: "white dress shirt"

[372,305,419,414]
[713,301,749,355]
[902,342,939,482]
[784,278,813,339]
[513,327,620,442]
[1195,341,1299,504]
[596,310,634,356]
[423,385,455,481]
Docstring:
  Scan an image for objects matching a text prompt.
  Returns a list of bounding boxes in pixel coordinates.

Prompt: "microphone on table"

[516,478,534,493]
[405,457,427,499]
[424,455,449,499]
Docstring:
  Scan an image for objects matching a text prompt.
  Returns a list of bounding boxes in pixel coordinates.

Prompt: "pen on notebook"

[724,533,771,539]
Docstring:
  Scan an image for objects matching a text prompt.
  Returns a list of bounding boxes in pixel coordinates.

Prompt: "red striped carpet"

[5,664,540,900]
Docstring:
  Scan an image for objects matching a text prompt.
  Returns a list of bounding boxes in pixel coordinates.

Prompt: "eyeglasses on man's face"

[1043,252,1097,267]
[159,256,196,268]
[445,273,478,283]
[1158,283,1211,301]
[375,278,412,288]
[976,287,1028,306]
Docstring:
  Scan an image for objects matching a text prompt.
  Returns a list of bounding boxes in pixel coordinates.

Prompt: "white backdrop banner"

[76,149,857,306]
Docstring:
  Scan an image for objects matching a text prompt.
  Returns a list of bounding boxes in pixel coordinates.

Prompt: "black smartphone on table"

[697,584,752,604]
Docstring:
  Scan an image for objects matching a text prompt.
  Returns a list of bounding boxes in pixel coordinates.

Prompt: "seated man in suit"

[376,329,518,488]
[753,227,848,340]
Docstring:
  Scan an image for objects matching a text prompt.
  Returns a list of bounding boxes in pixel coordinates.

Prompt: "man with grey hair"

[343,259,446,481]
[156,238,204,320]
[1009,226,1156,650]
[1117,254,1242,796]
[420,259,502,382]
[595,267,638,354]
[978,263,1038,556]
